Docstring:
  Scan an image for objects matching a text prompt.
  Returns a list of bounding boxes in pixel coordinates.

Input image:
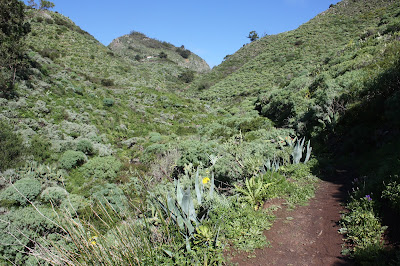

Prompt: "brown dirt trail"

[230,172,353,266]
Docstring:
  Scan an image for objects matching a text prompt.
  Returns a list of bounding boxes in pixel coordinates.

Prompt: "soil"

[229,170,354,266]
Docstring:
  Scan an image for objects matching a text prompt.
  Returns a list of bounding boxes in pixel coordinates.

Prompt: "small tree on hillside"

[39,0,55,10]
[247,31,259,42]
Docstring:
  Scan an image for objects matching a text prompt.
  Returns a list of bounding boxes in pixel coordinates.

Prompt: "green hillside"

[1,0,400,264]
[109,31,210,73]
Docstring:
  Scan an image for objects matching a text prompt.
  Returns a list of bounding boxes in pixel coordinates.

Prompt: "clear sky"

[30,0,341,68]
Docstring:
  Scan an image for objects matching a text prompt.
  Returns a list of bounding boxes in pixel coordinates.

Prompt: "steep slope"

[193,0,397,102]
[109,32,210,73]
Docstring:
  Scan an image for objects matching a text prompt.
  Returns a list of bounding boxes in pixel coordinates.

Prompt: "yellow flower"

[202,177,210,184]
[89,235,98,245]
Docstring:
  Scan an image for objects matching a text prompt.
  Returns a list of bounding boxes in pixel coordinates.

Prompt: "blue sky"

[32,0,341,68]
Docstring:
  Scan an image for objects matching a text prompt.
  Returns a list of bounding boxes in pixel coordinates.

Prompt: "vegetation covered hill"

[109,31,210,73]
[0,0,399,264]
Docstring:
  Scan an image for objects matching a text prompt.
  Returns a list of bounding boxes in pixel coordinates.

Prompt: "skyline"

[29,0,341,68]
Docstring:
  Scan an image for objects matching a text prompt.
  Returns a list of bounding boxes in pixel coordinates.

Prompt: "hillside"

[193,0,397,102]
[109,31,210,73]
[1,0,400,265]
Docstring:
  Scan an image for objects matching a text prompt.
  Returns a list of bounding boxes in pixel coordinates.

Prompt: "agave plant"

[156,167,215,250]
[234,175,273,210]
[291,137,312,164]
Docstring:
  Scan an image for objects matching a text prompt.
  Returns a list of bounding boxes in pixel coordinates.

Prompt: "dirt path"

[230,172,353,266]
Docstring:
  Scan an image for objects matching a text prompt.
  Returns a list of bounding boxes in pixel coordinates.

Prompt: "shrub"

[39,48,60,61]
[81,156,122,181]
[0,178,41,206]
[40,186,69,206]
[176,47,191,58]
[159,51,168,58]
[101,79,114,87]
[178,70,195,83]
[0,121,25,171]
[103,98,114,107]
[59,150,87,170]
[91,183,128,213]
[76,139,94,155]
[0,206,58,264]
[30,134,52,163]
[60,194,91,215]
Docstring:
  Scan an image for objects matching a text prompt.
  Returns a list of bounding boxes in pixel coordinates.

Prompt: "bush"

[91,183,128,213]
[81,156,122,181]
[39,48,60,61]
[76,139,94,155]
[159,51,168,58]
[0,206,58,264]
[30,135,52,163]
[103,98,114,107]
[0,178,41,206]
[178,70,195,83]
[176,47,191,59]
[101,79,114,87]
[40,186,69,206]
[0,121,25,171]
[59,150,87,170]
[60,194,91,215]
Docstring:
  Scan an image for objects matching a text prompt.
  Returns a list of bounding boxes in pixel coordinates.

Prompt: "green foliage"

[340,196,386,261]
[76,138,94,155]
[59,150,87,170]
[234,175,273,210]
[247,31,259,42]
[176,47,191,59]
[178,70,195,83]
[91,183,128,213]
[0,121,25,171]
[40,186,69,205]
[159,51,167,58]
[81,156,122,181]
[40,0,55,10]
[0,0,30,98]
[29,134,52,163]
[382,178,400,213]
[103,97,114,107]
[0,177,41,206]
[0,206,59,264]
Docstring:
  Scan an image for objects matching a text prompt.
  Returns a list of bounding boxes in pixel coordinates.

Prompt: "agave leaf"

[176,179,183,206]
[195,167,202,205]
[304,140,312,163]
[209,172,214,199]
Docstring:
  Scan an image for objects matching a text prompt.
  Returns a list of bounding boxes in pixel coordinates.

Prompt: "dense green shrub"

[91,183,128,213]
[81,156,122,181]
[29,134,52,163]
[176,47,191,58]
[0,178,41,206]
[0,206,58,265]
[40,186,69,205]
[103,97,114,107]
[159,51,167,58]
[177,139,216,168]
[0,121,25,171]
[101,79,114,87]
[60,193,91,215]
[59,150,87,170]
[178,70,195,83]
[76,139,94,155]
